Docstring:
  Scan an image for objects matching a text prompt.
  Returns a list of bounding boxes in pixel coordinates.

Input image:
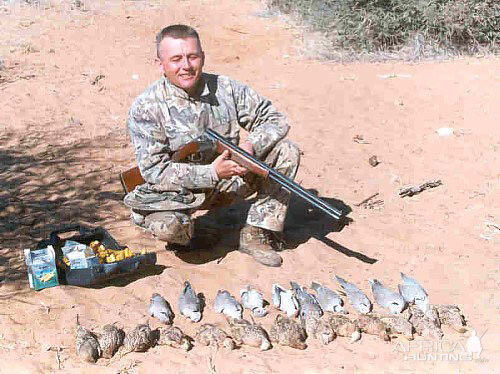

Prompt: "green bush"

[268,0,500,58]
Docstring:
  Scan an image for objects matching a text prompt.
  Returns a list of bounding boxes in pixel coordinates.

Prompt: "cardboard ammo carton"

[24,245,59,291]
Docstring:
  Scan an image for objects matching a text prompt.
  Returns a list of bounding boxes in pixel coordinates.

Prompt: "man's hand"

[212,150,248,179]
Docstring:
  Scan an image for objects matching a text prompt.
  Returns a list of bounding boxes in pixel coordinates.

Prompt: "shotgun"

[120,128,344,220]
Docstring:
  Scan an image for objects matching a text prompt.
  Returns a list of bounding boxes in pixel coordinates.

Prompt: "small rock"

[67,117,82,126]
[436,127,454,136]
[368,155,379,167]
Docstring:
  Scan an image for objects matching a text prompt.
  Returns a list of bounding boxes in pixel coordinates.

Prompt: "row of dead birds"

[76,273,468,363]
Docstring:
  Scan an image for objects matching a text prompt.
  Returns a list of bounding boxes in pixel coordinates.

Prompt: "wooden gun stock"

[119,166,145,194]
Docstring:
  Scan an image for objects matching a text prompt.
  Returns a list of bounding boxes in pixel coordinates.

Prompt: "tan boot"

[239,224,283,267]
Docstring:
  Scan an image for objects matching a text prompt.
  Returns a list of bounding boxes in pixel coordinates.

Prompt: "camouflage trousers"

[131,139,300,245]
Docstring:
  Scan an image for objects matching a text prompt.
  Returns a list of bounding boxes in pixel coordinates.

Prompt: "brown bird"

[96,324,125,359]
[118,322,156,357]
[407,304,443,340]
[76,315,101,363]
[355,314,391,342]
[373,313,414,340]
[301,312,336,345]
[326,313,361,343]
[156,325,191,351]
[195,323,236,350]
[435,304,467,333]
[269,314,307,349]
[227,318,271,351]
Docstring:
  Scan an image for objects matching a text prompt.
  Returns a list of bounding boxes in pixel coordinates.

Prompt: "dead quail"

[301,313,336,345]
[374,313,414,340]
[156,325,191,351]
[355,314,391,342]
[97,324,125,359]
[227,318,271,351]
[407,305,443,340]
[326,313,361,343]
[269,314,307,350]
[119,322,155,356]
[76,315,101,363]
[195,323,235,350]
[435,304,467,333]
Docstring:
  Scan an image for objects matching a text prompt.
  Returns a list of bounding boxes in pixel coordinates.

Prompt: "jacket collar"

[161,74,218,105]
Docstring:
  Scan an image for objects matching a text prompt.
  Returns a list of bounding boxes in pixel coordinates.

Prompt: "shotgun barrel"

[205,128,344,221]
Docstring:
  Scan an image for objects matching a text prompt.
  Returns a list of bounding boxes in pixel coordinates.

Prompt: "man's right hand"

[212,150,248,179]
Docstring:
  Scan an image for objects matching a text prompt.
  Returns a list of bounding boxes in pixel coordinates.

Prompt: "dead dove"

[272,284,300,318]
[240,286,267,317]
[148,293,174,324]
[214,290,243,319]
[398,273,430,313]
[369,279,406,314]
[310,281,345,313]
[179,281,203,322]
[76,315,101,363]
[335,275,372,314]
[290,281,323,318]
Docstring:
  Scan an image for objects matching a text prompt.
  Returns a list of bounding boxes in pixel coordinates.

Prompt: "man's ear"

[155,57,164,74]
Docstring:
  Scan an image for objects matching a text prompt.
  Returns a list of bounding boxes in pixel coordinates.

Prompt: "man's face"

[157,36,205,96]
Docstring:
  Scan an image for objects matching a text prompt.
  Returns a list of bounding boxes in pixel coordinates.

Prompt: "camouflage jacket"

[125,73,290,210]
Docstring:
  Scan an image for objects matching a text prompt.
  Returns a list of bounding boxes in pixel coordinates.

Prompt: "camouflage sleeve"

[127,99,219,190]
[231,80,290,158]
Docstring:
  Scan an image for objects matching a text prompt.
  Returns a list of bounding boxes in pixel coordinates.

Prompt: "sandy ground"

[0,0,499,372]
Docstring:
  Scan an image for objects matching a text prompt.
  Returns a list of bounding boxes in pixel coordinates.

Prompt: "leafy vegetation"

[268,0,500,60]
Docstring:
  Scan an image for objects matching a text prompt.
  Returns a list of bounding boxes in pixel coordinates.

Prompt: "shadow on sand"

[174,189,377,265]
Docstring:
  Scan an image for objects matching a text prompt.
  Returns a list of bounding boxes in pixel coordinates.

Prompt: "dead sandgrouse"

[155,325,191,351]
[119,322,156,356]
[96,324,125,359]
[269,314,307,349]
[76,315,101,363]
[227,317,271,351]
[195,324,236,350]
[326,313,361,343]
